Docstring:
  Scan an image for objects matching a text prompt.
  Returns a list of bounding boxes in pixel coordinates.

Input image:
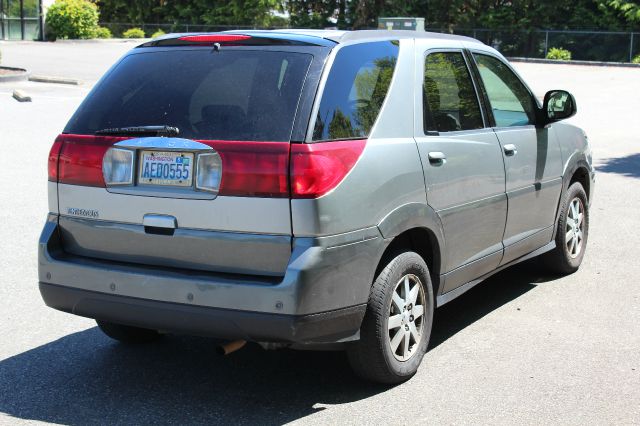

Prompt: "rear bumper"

[38,215,384,343]
[39,282,366,343]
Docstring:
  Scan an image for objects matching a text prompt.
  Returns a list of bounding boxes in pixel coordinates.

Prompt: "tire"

[543,182,590,274]
[347,251,434,384]
[96,320,162,344]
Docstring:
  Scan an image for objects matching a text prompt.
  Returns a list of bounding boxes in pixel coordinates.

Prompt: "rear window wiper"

[95,125,179,137]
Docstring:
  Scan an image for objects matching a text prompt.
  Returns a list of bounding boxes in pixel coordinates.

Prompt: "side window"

[473,54,535,127]
[424,52,484,133]
[312,41,399,141]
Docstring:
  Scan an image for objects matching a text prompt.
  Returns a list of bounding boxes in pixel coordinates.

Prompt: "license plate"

[139,151,194,187]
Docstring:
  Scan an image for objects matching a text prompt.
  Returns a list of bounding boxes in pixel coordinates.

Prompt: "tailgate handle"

[143,214,177,236]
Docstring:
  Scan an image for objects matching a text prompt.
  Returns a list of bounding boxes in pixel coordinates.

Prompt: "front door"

[470,52,563,264]
[413,46,507,293]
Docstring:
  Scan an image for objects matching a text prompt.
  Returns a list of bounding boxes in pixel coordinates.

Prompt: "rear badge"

[67,208,99,218]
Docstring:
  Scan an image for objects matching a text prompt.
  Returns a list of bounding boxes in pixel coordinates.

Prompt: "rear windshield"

[65,49,313,142]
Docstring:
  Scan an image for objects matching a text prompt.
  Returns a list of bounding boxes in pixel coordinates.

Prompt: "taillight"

[202,141,290,197]
[290,139,366,199]
[47,136,64,182]
[49,135,363,199]
[55,135,126,187]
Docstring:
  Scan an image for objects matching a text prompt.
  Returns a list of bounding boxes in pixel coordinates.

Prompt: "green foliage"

[97,0,284,28]
[95,26,112,38]
[285,0,635,30]
[46,0,99,40]
[632,54,640,63]
[151,29,166,38]
[546,47,573,60]
[122,27,146,38]
[93,0,638,58]
[607,0,640,23]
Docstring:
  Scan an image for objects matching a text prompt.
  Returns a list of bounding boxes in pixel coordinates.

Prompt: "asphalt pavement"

[0,41,639,425]
[0,40,139,84]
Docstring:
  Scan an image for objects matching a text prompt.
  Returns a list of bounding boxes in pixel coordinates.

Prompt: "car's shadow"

[596,153,640,179]
[0,260,557,425]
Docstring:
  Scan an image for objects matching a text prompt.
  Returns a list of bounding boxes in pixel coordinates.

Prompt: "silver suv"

[39,30,594,384]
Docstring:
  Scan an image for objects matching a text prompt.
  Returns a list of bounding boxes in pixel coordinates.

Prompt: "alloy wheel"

[565,197,585,259]
[387,274,426,362]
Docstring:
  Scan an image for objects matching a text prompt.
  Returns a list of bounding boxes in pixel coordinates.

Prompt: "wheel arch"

[553,156,594,239]
[569,165,592,203]
[376,203,445,295]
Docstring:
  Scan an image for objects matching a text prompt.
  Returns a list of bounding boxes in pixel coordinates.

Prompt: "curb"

[29,75,81,85]
[13,89,32,102]
[507,57,640,68]
[0,66,30,83]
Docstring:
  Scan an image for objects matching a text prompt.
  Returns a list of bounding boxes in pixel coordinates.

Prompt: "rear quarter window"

[65,49,313,142]
[312,41,399,141]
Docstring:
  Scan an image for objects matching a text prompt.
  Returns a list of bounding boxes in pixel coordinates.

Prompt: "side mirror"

[541,90,577,125]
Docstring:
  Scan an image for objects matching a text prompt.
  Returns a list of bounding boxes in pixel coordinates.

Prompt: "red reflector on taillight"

[290,139,366,199]
[48,136,64,182]
[57,134,127,187]
[201,141,290,197]
[178,34,251,43]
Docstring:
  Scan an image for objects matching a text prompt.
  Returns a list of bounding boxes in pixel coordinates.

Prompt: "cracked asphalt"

[0,41,638,425]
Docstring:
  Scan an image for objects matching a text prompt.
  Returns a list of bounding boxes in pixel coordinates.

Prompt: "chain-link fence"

[100,23,640,63]
[443,28,639,63]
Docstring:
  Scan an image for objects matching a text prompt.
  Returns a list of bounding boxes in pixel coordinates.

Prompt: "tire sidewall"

[557,183,590,270]
[379,252,434,378]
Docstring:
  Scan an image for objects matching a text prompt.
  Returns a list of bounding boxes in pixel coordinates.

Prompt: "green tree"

[287,0,341,28]
[97,0,284,27]
[607,0,640,23]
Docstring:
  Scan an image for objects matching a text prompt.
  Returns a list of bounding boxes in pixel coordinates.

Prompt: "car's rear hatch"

[51,35,329,277]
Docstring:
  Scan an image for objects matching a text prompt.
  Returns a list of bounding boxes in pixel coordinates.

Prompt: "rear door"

[413,45,507,293]
[56,45,322,276]
[469,52,563,264]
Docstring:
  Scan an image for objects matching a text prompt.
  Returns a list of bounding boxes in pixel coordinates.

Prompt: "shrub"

[151,29,166,38]
[123,27,145,39]
[632,54,640,64]
[45,0,99,40]
[95,26,112,39]
[546,47,572,61]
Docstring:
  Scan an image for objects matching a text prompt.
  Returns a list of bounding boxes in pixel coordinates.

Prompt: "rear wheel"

[96,320,162,343]
[347,251,434,384]
[543,182,590,274]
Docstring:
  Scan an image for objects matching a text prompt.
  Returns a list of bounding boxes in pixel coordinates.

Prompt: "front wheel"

[543,182,590,274]
[347,251,434,384]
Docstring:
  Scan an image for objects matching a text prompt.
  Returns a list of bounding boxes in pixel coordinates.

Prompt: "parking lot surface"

[0,41,639,425]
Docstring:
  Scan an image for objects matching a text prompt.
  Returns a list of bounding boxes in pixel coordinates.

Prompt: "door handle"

[503,144,517,156]
[428,151,446,166]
